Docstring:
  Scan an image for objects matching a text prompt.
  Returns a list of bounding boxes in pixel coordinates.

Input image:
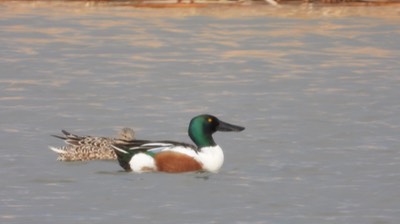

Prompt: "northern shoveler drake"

[112,114,245,173]
[49,128,135,161]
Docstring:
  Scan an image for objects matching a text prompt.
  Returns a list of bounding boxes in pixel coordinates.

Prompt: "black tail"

[51,130,84,145]
[112,144,135,172]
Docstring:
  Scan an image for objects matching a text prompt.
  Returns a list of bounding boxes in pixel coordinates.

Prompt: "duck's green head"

[188,114,245,148]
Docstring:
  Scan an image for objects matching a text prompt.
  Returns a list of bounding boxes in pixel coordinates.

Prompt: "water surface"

[1,2,400,224]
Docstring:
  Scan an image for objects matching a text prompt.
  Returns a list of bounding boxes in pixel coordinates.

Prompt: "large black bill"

[217,120,245,132]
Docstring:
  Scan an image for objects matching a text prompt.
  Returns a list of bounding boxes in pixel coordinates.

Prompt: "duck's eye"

[208,118,213,123]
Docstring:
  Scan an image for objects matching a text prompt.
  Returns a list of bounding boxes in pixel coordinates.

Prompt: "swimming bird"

[49,128,135,161]
[112,114,245,173]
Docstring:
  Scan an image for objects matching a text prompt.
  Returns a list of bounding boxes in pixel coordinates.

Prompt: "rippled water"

[1,1,400,224]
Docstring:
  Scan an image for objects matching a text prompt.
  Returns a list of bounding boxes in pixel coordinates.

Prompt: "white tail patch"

[111,145,128,154]
[129,153,156,173]
[49,146,67,154]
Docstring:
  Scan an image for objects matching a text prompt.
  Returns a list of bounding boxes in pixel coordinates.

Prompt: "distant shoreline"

[1,0,400,7]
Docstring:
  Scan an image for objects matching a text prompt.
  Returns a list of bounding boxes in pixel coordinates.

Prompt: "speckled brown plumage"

[49,128,135,161]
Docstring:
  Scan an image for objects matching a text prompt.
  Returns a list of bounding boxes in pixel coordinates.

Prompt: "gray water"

[1,2,400,224]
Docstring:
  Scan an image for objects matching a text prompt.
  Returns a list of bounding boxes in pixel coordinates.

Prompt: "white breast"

[195,146,224,173]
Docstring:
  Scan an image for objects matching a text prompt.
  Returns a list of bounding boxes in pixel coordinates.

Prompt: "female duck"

[49,128,135,161]
[112,114,244,173]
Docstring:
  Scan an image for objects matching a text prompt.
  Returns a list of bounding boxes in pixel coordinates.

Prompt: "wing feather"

[112,140,197,154]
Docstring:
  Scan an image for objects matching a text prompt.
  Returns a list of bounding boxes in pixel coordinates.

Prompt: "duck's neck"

[189,126,216,149]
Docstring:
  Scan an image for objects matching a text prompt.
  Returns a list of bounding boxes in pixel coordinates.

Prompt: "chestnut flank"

[155,151,202,173]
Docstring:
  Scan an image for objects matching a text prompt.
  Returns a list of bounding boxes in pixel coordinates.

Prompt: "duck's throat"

[189,132,216,149]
